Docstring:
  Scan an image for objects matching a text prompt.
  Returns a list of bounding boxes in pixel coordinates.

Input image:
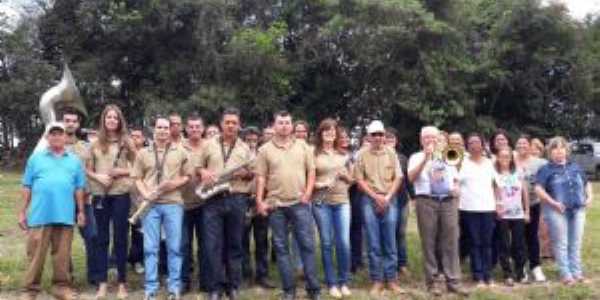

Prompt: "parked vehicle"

[570,141,600,180]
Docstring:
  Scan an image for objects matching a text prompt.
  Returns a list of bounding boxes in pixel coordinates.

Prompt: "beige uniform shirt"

[131,143,191,204]
[255,139,315,207]
[315,150,352,204]
[198,136,253,196]
[354,146,402,194]
[182,140,205,210]
[88,141,133,196]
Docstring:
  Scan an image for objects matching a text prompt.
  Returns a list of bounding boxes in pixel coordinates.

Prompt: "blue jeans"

[202,194,248,292]
[78,203,100,284]
[462,211,495,282]
[92,194,131,283]
[269,203,320,295]
[543,205,586,280]
[142,204,184,296]
[313,202,351,287]
[362,195,398,282]
[349,185,365,271]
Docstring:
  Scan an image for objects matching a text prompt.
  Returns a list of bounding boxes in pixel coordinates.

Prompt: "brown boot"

[369,282,384,297]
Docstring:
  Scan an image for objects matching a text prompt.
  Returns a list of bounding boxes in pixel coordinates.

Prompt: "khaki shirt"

[66,139,91,203]
[131,143,191,204]
[255,139,315,207]
[198,137,253,196]
[354,146,402,194]
[315,150,352,204]
[88,141,133,196]
[182,140,205,210]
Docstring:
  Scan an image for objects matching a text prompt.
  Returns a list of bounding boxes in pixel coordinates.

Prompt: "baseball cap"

[47,121,66,133]
[366,120,385,134]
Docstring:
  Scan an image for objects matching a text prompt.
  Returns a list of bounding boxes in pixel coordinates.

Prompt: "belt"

[415,194,453,202]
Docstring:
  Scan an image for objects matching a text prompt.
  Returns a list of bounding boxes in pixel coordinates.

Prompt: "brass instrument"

[196,158,255,200]
[443,145,464,167]
[34,64,88,152]
[128,190,159,225]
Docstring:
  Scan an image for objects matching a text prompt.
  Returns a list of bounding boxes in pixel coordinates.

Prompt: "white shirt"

[408,151,458,196]
[458,157,496,211]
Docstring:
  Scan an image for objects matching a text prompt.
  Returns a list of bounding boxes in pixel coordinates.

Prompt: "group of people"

[18,104,591,300]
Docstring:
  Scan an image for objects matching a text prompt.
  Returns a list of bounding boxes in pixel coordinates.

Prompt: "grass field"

[0,171,599,299]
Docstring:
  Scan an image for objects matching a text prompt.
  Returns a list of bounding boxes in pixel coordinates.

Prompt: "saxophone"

[195,158,255,200]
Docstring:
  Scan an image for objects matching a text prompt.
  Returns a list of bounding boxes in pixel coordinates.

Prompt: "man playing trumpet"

[131,117,191,300]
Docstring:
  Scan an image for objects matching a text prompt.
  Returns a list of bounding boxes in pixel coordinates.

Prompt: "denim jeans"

[313,202,351,287]
[462,211,495,282]
[181,206,204,289]
[142,203,184,296]
[269,203,320,295]
[128,222,143,265]
[543,205,586,280]
[202,194,248,293]
[362,195,398,282]
[92,194,131,283]
[78,203,100,284]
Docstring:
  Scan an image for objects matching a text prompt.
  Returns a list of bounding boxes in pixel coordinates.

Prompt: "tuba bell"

[34,64,88,152]
[443,145,464,167]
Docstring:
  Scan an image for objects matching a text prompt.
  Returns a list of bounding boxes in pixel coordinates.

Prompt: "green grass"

[0,171,599,299]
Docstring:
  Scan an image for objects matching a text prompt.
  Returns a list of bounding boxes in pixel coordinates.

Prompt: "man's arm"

[18,187,31,230]
[75,189,86,226]
[407,153,429,183]
[301,168,316,203]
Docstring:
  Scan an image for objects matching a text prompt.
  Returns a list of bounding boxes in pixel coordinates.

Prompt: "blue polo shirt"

[22,149,86,227]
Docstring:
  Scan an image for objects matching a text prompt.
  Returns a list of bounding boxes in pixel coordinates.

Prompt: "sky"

[543,0,600,19]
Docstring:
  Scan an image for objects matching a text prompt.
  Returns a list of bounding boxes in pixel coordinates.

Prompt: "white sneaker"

[329,286,343,299]
[135,262,145,274]
[340,285,352,297]
[532,266,546,282]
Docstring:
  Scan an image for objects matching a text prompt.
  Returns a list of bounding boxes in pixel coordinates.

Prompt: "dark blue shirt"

[22,149,86,227]
[536,160,587,210]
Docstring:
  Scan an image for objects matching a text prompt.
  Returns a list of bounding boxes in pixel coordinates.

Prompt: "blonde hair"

[546,136,570,157]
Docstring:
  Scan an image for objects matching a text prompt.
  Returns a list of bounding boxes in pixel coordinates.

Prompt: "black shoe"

[280,292,295,300]
[207,292,221,300]
[256,278,276,289]
[227,289,239,300]
[308,293,321,300]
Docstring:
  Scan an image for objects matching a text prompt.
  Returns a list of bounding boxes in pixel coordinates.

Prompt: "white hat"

[47,121,65,133]
[366,120,385,134]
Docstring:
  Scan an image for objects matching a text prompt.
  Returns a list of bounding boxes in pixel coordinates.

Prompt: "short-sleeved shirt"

[408,151,458,196]
[131,143,191,204]
[182,141,204,210]
[517,157,547,206]
[255,139,315,207]
[198,137,253,195]
[458,157,496,212]
[88,140,133,196]
[314,150,352,204]
[22,149,86,227]
[536,161,587,210]
[495,171,525,219]
[354,146,402,194]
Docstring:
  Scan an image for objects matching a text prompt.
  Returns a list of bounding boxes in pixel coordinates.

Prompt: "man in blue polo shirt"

[18,122,86,300]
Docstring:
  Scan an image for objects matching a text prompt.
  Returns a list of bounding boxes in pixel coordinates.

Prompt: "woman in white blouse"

[459,133,497,287]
